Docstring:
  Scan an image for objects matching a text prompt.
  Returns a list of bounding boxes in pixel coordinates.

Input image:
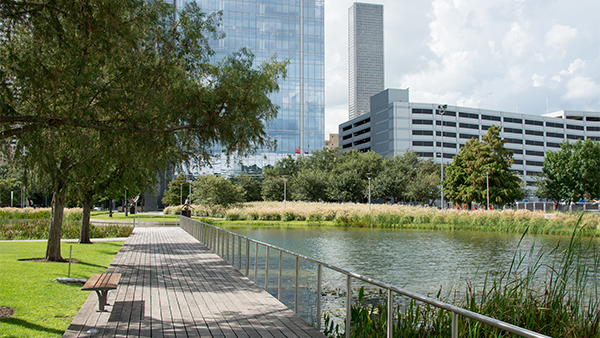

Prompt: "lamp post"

[283,176,287,210]
[437,104,447,208]
[180,183,182,205]
[367,173,372,212]
[486,171,490,210]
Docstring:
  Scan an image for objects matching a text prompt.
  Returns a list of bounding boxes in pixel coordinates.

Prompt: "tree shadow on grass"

[0,317,65,336]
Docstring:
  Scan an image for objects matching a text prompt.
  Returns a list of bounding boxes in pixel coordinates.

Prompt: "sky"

[323,0,600,134]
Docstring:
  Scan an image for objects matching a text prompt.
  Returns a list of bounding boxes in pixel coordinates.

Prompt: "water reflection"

[224,226,597,293]
[220,226,599,325]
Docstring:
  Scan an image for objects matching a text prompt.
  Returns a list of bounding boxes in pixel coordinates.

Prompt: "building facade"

[340,89,600,187]
[180,0,325,177]
[348,2,384,120]
[324,133,339,148]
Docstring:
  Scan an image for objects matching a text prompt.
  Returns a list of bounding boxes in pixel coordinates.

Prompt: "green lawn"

[0,240,124,338]
[90,211,179,222]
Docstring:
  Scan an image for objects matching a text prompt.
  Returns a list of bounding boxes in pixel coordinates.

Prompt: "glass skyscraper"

[180,0,325,176]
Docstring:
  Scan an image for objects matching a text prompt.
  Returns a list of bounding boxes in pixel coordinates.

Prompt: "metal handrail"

[179,217,551,338]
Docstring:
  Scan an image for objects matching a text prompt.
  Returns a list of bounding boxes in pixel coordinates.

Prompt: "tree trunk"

[46,187,67,262]
[79,193,94,244]
[109,198,113,217]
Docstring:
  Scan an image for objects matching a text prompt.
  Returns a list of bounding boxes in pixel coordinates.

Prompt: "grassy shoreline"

[166,202,600,237]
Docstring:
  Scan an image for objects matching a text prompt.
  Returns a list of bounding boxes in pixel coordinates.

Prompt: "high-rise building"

[180,0,325,176]
[348,2,384,120]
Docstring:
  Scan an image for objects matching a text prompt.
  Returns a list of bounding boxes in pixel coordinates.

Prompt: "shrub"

[281,211,296,222]
[225,212,240,221]
[259,212,281,221]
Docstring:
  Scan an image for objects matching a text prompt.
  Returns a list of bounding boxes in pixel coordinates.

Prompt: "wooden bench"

[81,273,121,311]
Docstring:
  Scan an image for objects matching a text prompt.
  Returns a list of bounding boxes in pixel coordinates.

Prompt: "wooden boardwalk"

[63,227,325,338]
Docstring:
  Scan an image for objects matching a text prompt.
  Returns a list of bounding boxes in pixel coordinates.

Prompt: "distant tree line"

[168,126,600,210]
[164,148,443,207]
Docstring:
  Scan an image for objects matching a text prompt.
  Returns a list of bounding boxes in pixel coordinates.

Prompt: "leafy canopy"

[444,126,523,207]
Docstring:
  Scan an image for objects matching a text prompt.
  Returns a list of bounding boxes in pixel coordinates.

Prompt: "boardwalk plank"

[64,227,325,338]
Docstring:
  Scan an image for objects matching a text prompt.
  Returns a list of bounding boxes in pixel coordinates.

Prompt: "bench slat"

[82,273,121,291]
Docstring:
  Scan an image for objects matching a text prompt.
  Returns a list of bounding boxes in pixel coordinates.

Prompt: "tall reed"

[186,201,600,237]
[324,223,600,337]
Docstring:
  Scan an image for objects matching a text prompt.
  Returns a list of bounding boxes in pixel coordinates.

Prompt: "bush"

[259,212,281,221]
[281,211,296,222]
[224,212,240,221]
[0,219,133,240]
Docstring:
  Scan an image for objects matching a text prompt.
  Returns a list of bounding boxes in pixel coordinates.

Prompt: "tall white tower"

[348,2,384,120]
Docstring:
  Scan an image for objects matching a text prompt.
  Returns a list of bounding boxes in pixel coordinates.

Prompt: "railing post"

[245,239,250,276]
[316,264,322,330]
[254,242,259,282]
[216,228,219,254]
[295,256,299,314]
[387,289,393,338]
[230,233,234,266]
[238,236,242,271]
[346,275,351,338]
[452,311,458,338]
[221,229,225,257]
[225,232,229,263]
[278,250,283,301]
[265,247,270,291]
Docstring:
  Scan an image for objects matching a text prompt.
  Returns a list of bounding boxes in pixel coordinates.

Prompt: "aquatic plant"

[323,224,600,337]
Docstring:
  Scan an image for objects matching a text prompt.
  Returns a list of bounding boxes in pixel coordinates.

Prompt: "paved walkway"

[63,227,325,338]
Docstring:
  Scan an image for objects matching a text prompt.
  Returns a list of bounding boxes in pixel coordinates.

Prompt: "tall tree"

[162,174,192,206]
[537,139,600,205]
[191,175,242,208]
[1,1,286,261]
[232,174,262,202]
[444,126,523,208]
[406,158,440,205]
[371,151,420,203]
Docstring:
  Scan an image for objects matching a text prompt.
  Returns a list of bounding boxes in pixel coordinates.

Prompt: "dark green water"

[218,226,599,325]
[224,226,589,292]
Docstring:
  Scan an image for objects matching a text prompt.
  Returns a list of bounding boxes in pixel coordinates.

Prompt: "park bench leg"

[94,290,110,311]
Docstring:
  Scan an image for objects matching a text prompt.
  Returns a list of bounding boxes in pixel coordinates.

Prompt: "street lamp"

[283,176,288,210]
[486,170,490,210]
[180,183,182,205]
[367,173,372,212]
[437,104,447,209]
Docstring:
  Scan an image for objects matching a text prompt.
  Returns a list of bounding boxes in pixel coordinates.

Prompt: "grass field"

[0,241,124,338]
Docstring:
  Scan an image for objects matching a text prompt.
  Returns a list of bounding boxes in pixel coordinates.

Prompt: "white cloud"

[502,23,532,57]
[563,76,600,100]
[532,74,546,87]
[545,24,578,48]
[324,0,600,134]
[560,58,586,76]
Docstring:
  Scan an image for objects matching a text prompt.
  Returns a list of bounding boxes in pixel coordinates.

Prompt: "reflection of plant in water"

[323,224,600,337]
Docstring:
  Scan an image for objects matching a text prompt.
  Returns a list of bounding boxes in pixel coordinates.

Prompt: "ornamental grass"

[168,201,600,236]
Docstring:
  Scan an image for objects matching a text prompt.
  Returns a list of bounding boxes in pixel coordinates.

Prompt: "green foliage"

[0,219,133,240]
[292,168,329,201]
[162,174,192,206]
[282,211,296,222]
[261,176,286,201]
[1,0,286,260]
[191,175,243,208]
[232,174,263,202]
[444,126,523,207]
[537,139,600,204]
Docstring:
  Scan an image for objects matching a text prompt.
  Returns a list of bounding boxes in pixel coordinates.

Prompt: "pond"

[219,225,599,325]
